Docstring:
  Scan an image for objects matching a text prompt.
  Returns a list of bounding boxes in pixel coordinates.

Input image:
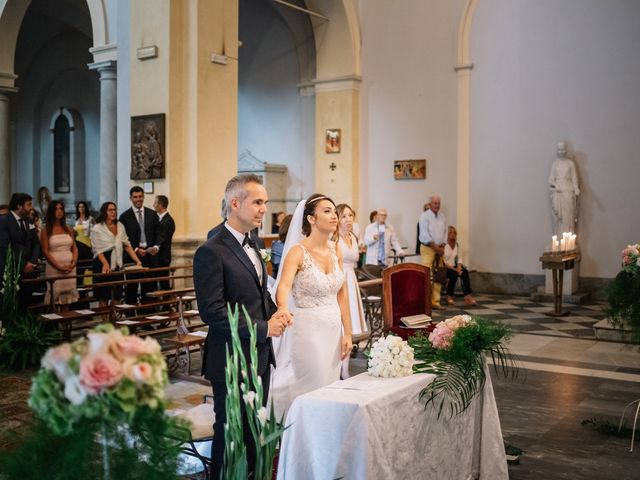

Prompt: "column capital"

[87,59,117,79]
[312,75,362,93]
[0,71,19,92]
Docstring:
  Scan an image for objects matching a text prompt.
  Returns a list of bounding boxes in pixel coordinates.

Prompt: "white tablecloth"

[277,368,508,480]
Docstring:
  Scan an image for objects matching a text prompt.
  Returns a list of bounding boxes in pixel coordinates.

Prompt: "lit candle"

[551,235,557,253]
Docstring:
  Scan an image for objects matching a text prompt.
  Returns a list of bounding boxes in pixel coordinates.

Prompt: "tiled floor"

[430,294,606,339]
[167,294,640,479]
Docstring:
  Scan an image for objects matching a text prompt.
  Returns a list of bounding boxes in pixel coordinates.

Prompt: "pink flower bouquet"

[29,324,167,436]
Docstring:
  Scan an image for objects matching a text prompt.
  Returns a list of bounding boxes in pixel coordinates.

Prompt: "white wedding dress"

[271,242,345,420]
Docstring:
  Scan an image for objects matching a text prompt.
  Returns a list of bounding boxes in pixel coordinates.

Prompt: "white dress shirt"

[225,222,263,281]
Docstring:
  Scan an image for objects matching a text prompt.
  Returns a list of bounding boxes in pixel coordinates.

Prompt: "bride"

[270,194,353,419]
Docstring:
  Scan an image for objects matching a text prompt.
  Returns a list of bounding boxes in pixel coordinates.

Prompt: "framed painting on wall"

[394,159,426,180]
[131,113,166,180]
[325,128,341,154]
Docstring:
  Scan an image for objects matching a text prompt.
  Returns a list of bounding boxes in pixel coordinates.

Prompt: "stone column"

[0,91,11,203]
[89,60,117,204]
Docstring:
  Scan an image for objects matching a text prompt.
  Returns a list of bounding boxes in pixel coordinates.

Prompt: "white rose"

[64,375,88,405]
[87,330,123,356]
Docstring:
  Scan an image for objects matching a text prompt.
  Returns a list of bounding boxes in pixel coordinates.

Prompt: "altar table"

[277,370,508,480]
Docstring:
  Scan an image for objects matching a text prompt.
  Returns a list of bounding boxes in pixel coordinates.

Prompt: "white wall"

[238,0,315,210]
[470,0,640,277]
[358,0,465,248]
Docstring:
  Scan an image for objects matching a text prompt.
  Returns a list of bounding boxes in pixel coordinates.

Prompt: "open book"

[400,313,432,328]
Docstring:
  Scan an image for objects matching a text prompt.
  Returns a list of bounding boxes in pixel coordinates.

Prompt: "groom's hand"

[267,315,288,337]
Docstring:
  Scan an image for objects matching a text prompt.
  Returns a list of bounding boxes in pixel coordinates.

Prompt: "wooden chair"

[382,263,432,340]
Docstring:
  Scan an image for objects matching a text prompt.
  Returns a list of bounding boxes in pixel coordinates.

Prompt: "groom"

[193,174,291,478]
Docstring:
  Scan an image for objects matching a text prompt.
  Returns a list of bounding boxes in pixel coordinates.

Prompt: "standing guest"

[119,186,163,305]
[444,226,476,306]
[30,209,43,236]
[416,202,431,254]
[154,194,175,290]
[363,208,404,266]
[41,201,79,309]
[193,174,291,478]
[271,211,286,234]
[0,193,41,308]
[91,202,142,315]
[369,210,378,224]
[36,186,51,222]
[336,203,367,378]
[270,214,292,278]
[418,195,447,309]
[0,204,9,216]
[74,201,95,265]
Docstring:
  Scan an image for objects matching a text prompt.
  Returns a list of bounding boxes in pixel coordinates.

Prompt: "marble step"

[530,289,591,305]
[592,318,638,343]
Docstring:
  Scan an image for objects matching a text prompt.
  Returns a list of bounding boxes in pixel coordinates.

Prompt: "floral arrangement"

[621,244,640,275]
[409,315,515,418]
[260,248,271,264]
[30,324,167,435]
[0,325,184,479]
[223,305,286,480]
[367,335,414,378]
[607,243,640,344]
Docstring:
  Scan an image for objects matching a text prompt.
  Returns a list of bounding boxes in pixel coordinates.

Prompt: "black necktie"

[242,233,256,249]
[20,219,28,235]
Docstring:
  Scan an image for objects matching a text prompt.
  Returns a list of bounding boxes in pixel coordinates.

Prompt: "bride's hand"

[341,335,353,360]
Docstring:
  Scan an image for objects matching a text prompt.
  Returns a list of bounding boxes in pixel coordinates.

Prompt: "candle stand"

[539,250,579,316]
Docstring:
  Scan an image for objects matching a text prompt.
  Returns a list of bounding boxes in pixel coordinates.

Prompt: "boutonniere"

[260,249,271,263]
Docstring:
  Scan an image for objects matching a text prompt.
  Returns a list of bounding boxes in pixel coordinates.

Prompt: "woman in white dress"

[271,194,353,419]
[336,203,367,378]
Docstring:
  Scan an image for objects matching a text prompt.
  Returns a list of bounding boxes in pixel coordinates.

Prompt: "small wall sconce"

[211,53,228,65]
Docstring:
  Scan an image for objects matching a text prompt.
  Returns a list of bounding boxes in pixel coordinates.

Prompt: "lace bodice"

[292,243,345,308]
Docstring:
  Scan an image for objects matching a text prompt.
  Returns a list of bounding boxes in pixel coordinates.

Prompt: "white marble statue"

[549,141,580,236]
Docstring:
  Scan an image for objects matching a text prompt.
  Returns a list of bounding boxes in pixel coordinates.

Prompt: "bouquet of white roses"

[367,334,414,378]
[29,324,168,436]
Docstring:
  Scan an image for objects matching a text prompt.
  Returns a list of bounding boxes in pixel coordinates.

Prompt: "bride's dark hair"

[302,193,335,236]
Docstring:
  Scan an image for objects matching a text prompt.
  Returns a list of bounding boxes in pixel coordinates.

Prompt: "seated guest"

[41,200,79,309]
[270,214,292,278]
[91,202,142,316]
[444,226,476,306]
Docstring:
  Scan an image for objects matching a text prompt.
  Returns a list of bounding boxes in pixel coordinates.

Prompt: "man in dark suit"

[0,193,41,308]
[193,174,291,478]
[119,186,163,305]
[153,194,175,290]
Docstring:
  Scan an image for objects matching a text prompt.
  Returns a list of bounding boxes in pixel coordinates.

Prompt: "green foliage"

[0,312,60,370]
[223,304,286,480]
[1,244,23,323]
[409,317,517,419]
[606,270,640,344]
[0,409,188,479]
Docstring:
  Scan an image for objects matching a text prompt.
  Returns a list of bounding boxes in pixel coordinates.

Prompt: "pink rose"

[444,315,471,331]
[79,353,123,394]
[429,323,454,349]
[114,335,160,358]
[42,343,73,382]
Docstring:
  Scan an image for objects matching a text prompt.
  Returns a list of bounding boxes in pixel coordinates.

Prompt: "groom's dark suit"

[193,224,277,477]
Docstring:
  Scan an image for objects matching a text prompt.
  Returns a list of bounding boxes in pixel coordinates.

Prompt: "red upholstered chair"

[382,263,432,340]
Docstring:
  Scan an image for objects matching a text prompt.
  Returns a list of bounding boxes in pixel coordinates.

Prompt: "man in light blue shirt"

[418,195,447,309]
